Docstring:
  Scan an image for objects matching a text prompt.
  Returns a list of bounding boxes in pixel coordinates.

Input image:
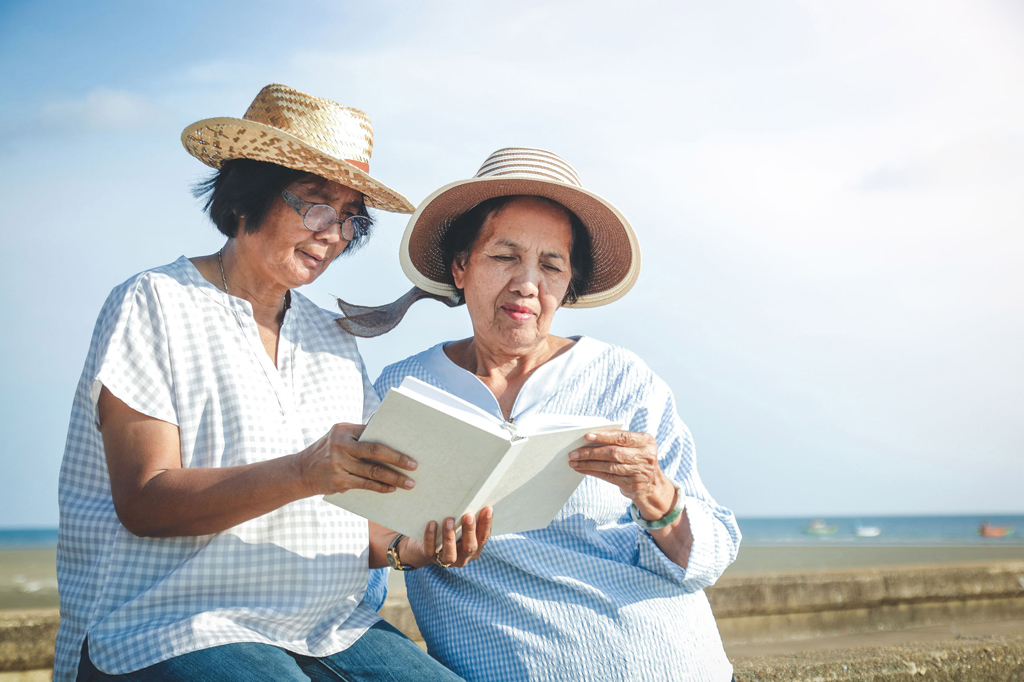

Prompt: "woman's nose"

[509,267,541,297]
[316,221,343,245]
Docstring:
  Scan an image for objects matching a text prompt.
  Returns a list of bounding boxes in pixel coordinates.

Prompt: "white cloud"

[38,88,157,131]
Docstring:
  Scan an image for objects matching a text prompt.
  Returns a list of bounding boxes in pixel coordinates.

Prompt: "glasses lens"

[303,204,337,232]
[342,215,371,242]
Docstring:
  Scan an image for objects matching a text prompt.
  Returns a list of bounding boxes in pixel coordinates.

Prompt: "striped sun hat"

[400,147,641,308]
[181,84,414,213]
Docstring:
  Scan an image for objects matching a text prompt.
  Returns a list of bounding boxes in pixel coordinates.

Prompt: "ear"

[451,255,468,290]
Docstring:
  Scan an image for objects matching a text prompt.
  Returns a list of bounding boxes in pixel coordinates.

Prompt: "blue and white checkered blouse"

[55,257,381,681]
[372,337,740,682]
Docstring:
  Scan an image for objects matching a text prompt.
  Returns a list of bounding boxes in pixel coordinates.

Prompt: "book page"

[323,389,513,539]
[482,419,623,537]
[396,377,501,425]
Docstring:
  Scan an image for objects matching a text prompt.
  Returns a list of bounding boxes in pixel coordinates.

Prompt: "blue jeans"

[76,621,463,682]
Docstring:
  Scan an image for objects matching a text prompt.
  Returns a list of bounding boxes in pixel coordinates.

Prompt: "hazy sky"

[1,0,1022,527]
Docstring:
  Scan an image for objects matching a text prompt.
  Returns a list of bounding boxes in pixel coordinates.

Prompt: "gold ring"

[434,551,453,568]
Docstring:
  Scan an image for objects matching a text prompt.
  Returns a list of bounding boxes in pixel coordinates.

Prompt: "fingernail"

[585,433,597,441]
[407,460,418,470]
[484,508,493,519]
[569,451,579,460]
[403,479,415,489]
[428,521,437,532]
[445,518,454,530]
[570,461,579,468]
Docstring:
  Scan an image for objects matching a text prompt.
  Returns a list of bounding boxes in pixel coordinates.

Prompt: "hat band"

[346,159,369,173]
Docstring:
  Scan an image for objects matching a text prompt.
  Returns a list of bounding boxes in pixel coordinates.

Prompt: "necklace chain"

[217,249,229,295]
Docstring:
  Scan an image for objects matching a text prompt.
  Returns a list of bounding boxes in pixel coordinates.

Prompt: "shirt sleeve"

[362,567,390,612]
[89,276,178,427]
[629,374,741,592]
[360,358,381,425]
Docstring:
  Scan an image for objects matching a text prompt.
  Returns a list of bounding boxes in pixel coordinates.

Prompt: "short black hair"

[192,158,373,252]
[438,195,594,305]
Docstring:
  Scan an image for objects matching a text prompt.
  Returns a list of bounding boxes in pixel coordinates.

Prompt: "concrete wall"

[712,561,1024,643]
[3,561,1023,679]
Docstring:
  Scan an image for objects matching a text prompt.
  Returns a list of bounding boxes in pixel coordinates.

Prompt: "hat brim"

[400,176,641,308]
[181,117,414,214]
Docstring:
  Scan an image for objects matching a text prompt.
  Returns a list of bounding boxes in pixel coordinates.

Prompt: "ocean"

[737,515,1024,547]
[0,515,1020,549]
[0,529,59,549]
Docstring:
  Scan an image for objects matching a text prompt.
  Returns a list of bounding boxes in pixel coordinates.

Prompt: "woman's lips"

[502,304,534,322]
[298,249,325,268]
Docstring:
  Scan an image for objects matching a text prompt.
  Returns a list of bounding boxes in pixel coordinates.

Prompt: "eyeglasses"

[280,189,371,241]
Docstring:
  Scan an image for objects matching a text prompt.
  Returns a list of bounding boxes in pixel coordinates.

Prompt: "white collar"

[414,336,609,422]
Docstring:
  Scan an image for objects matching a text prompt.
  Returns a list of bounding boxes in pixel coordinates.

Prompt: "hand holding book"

[296,422,418,496]
[324,378,623,542]
[375,506,493,570]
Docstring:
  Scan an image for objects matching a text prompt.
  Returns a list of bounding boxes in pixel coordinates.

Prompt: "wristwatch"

[630,478,685,530]
[386,534,415,571]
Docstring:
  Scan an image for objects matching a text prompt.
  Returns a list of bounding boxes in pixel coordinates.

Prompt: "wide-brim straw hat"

[181,84,413,213]
[400,147,641,308]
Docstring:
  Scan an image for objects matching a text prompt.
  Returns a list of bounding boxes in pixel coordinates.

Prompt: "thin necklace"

[217,250,229,295]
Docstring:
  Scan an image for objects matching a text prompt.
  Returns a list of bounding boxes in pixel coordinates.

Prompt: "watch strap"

[387,533,415,571]
[629,478,685,530]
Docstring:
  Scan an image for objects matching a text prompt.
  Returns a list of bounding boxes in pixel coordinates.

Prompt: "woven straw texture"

[401,148,640,308]
[181,84,413,214]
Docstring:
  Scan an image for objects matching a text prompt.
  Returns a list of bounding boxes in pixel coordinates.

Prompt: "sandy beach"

[725,543,1024,575]
[3,544,1022,610]
[0,549,58,611]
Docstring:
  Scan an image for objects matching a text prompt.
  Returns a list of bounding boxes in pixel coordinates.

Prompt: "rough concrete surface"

[707,562,1024,617]
[0,610,57,673]
[733,634,1024,681]
[4,562,1024,678]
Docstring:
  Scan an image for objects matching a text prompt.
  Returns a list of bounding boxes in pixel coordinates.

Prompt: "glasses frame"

[280,189,371,242]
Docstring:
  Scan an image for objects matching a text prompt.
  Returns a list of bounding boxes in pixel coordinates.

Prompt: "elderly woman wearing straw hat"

[55,84,489,682]
[357,148,741,682]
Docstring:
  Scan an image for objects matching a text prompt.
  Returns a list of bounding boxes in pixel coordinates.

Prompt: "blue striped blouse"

[372,336,740,682]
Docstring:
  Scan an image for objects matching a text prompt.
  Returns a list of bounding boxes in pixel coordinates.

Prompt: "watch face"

[386,550,400,570]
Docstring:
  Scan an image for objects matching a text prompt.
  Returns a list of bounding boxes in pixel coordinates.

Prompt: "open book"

[324,377,621,541]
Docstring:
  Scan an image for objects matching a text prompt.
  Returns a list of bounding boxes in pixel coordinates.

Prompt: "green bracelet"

[629,479,685,530]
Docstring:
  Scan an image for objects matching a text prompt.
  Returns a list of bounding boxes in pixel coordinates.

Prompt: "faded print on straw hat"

[180,83,414,214]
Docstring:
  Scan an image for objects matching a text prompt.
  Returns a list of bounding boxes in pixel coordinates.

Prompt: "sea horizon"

[1,513,1021,549]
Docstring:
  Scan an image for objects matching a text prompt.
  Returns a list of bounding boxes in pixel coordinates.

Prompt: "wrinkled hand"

[402,507,494,569]
[569,430,676,521]
[297,423,418,496]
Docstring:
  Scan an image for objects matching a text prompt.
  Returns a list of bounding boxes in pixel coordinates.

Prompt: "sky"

[0,0,1022,528]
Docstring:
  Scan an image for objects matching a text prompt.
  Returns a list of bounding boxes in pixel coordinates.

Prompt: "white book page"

[395,376,508,440]
[483,419,623,537]
[515,413,618,434]
[324,389,512,539]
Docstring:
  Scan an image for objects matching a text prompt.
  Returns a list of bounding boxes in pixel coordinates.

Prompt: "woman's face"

[452,197,574,355]
[238,178,362,290]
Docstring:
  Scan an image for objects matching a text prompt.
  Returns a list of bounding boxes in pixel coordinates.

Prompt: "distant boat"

[979,521,1015,538]
[804,519,838,535]
[854,523,881,537]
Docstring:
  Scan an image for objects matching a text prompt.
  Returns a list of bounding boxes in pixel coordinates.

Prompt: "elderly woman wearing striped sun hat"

[55,84,492,682]
[346,148,742,682]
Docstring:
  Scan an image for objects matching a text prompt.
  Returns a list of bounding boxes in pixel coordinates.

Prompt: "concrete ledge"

[3,562,1023,673]
[379,599,421,641]
[718,596,1024,643]
[0,610,58,673]
[707,561,1024,617]
[732,634,1024,682]
[710,562,1024,643]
